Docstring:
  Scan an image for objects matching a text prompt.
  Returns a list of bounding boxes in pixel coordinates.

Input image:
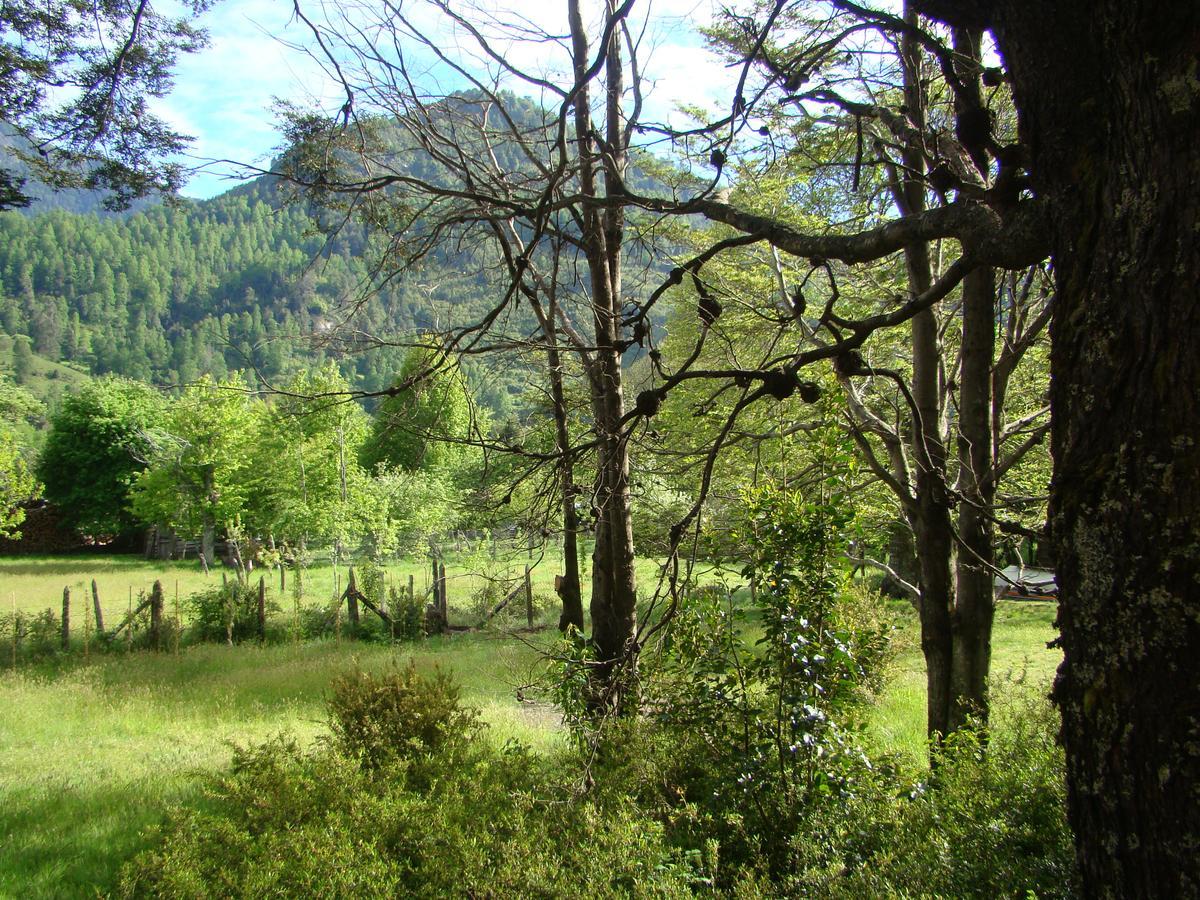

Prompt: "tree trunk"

[898,7,956,743]
[200,520,215,571]
[543,319,583,633]
[569,0,638,692]
[950,265,996,731]
[989,1,1200,892]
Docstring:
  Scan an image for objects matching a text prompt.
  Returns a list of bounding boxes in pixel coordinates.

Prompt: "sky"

[159,0,737,199]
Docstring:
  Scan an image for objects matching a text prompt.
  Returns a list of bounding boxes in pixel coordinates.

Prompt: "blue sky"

[157,0,735,199]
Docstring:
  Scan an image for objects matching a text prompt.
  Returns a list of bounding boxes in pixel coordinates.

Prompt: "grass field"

[0,554,1061,898]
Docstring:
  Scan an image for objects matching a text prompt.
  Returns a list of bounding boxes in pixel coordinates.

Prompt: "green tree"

[131,374,259,567]
[250,365,375,562]
[360,348,474,474]
[11,334,33,383]
[0,375,41,536]
[38,376,165,537]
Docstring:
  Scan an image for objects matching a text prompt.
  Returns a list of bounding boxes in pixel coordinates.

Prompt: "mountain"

[0,94,680,421]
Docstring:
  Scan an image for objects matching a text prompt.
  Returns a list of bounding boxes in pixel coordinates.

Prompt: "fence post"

[346,568,360,636]
[438,562,448,623]
[150,581,164,651]
[524,565,534,628]
[91,579,104,634]
[61,586,71,651]
[83,592,91,659]
[257,576,267,643]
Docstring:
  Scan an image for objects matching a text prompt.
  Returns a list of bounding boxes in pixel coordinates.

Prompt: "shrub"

[625,483,892,885]
[187,582,281,644]
[388,584,425,639]
[467,567,551,630]
[119,670,697,899]
[790,686,1080,898]
[355,557,425,641]
[325,664,482,770]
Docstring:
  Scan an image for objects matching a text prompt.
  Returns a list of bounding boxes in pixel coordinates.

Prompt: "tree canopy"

[38,375,163,536]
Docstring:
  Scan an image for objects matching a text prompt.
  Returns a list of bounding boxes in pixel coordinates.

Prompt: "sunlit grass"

[865,598,1060,766]
[0,634,560,897]
[0,545,673,628]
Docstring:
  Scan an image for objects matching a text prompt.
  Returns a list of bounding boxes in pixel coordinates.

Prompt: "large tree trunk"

[899,7,956,743]
[990,1,1200,892]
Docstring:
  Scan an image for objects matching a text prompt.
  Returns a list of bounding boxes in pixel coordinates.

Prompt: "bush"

[326,664,481,771]
[119,670,698,899]
[355,557,425,641]
[621,484,892,885]
[467,566,551,630]
[788,686,1080,898]
[187,582,281,644]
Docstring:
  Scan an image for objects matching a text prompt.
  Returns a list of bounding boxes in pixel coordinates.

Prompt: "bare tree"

[281,0,652,698]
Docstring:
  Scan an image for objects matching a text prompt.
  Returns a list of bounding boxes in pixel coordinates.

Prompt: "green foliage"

[353,557,425,642]
[248,365,375,557]
[130,374,260,545]
[630,483,891,884]
[326,664,481,771]
[186,583,280,645]
[388,583,426,641]
[0,424,37,538]
[38,376,164,536]
[790,688,1079,898]
[361,347,475,474]
[119,669,696,899]
[0,373,41,537]
[365,465,462,555]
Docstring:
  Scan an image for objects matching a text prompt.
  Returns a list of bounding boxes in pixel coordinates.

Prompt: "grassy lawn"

[0,554,1062,897]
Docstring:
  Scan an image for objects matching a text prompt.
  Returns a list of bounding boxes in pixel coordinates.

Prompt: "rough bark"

[947,31,996,733]
[898,6,955,743]
[984,1,1200,893]
[542,313,584,633]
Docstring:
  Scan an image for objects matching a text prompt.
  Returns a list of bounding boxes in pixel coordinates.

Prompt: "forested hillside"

[0,189,520,404]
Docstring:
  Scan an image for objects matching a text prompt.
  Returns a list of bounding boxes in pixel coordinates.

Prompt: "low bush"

[187,582,282,644]
[326,664,481,771]
[118,667,698,899]
[806,686,1080,899]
